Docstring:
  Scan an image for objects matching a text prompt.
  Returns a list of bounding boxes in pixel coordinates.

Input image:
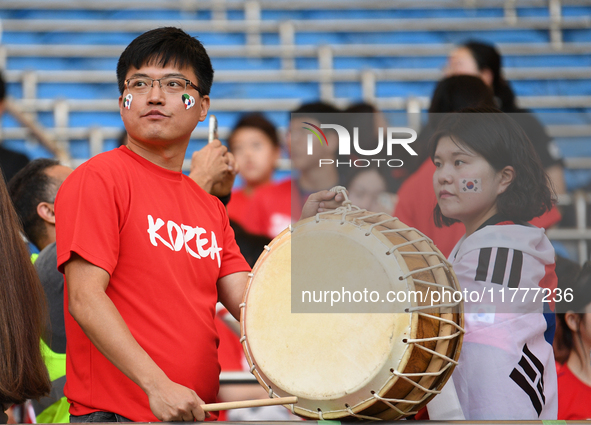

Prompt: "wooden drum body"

[240,205,464,420]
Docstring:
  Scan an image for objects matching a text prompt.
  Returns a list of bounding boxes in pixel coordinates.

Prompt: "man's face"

[119,63,210,149]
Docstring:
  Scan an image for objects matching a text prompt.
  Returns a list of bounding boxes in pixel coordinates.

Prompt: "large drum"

[240,191,464,420]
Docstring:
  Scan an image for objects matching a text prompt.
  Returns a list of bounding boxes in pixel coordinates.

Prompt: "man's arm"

[65,254,208,421]
[217,271,250,321]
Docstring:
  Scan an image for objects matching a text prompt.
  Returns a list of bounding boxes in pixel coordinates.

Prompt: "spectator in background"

[346,166,393,214]
[0,71,30,183]
[8,159,73,423]
[554,262,591,420]
[445,40,566,195]
[341,102,400,212]
[343,102,409,194]
[249,102,341,238]
[246,102,343,239]
[225,113,282,233]
[0,176,51,424]
[289,102,342,206]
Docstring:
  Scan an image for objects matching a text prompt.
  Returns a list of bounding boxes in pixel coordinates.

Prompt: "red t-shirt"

[55,146,250,421]
[215,311,244,373]
[214,310,246,422]
[247,179,293,238]
[557,362,591,420]
[395,160,562,258]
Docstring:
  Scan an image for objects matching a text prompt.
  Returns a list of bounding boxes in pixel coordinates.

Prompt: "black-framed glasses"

[125,77,203,95]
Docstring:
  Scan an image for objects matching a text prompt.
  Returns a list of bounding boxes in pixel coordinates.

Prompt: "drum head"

[243,217,415,416]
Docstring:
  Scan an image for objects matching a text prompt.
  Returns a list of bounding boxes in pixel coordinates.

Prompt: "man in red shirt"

[56,27,342,423]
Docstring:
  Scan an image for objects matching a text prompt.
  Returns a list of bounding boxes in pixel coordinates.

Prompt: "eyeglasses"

[125,77,203,95]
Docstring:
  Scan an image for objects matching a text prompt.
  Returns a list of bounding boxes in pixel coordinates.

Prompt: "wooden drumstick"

[201,396,297,412]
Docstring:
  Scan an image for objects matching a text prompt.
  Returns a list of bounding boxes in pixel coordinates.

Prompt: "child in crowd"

[428,107,558,419]
[226,113,283,233]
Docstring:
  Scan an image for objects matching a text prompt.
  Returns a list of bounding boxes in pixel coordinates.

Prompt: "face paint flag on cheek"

[461,178,482,193]
[182,94,196,110]
[124,94,133,110]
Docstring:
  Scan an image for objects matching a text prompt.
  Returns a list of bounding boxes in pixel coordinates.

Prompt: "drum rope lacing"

[240,186,465,420]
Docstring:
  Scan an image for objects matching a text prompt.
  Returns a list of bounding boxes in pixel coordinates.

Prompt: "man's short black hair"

[116,27,214,96]
[8,158,60,249]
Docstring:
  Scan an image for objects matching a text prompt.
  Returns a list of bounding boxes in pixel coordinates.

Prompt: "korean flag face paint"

[124,94,133,110]
[460,178,482,193]
[182,94,195,110]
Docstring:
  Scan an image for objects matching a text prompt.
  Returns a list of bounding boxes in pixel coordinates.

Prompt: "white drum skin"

[241,207,464,420]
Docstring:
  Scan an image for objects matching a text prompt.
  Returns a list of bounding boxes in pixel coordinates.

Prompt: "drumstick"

[201,396,298,412]
[208,114,218,143]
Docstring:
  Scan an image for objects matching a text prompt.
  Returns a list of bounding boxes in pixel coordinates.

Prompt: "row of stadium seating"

[0,0,590,260]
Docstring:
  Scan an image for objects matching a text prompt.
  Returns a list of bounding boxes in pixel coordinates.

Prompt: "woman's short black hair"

[428,107,555,227]
[116,27,214,96]
[228,113,280,150]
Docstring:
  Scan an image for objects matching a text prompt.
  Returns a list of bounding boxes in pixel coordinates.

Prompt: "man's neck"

[125,139,188,172]
[298,165,339,193]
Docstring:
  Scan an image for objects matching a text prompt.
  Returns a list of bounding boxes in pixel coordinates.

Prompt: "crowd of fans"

[1,35,589,423]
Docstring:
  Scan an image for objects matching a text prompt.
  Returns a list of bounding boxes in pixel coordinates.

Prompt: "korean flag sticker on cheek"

[124,94,133,110]
[461,178,482,193]
[182,93,195,110]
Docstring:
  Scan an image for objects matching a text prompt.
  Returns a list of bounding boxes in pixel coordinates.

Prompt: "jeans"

[70,411,132,423]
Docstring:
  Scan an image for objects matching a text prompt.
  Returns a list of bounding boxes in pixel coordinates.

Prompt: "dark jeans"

[70,411,132,423]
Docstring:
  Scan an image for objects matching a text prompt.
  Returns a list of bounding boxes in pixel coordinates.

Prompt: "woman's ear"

[497,165,515,195]
[565,311,580,333]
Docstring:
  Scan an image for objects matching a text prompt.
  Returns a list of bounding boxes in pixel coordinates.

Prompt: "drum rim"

[240,210,464,420]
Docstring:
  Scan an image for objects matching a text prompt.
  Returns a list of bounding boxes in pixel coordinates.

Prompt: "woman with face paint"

[427,107,558,420]
[554,262,591,420]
